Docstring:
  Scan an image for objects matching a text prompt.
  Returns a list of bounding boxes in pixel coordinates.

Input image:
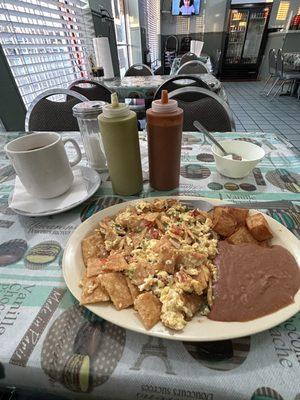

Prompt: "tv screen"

[172,0,201,16]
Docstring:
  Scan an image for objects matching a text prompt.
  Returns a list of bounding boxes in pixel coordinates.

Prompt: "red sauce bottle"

[146,90,183,191]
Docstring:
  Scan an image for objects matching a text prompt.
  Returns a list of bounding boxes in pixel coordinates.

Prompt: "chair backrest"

[154,75,211,100]
[68,79,112,102]
[25,89,88,132]
[179,52,198,66]
[269,49,277,75]
[276,49,284,78]
[180,36,192,53]
[165,35,178,52]
[169,87,235,132]
[124,64,153,77]
[177,60,210,75]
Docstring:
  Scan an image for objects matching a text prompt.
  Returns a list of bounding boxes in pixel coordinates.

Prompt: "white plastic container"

[212,140,265,178]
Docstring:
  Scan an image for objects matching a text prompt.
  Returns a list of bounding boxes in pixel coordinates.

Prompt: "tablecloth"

[283,52,300,72]
[94,74,222,101]
[0,131,299,400]
[170,56,213,75]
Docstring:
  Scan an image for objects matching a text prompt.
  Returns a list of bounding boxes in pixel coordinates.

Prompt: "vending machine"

[221,3,272,79]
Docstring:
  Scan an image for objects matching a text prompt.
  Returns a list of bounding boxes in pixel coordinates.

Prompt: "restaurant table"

[94,74,225,102]
[170,55,213,75]
[283,52,300,72]
[0,130,299,400]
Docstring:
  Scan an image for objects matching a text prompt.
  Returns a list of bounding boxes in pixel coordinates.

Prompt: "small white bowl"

[212,140,265,179]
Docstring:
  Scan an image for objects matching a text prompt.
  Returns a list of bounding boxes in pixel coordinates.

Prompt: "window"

[145,0,160,67]
[111,0,130,76]
[111,0,144,76]
[0,0,95,108]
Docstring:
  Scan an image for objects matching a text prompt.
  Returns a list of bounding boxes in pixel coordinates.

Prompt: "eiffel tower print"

[130,337,176,375]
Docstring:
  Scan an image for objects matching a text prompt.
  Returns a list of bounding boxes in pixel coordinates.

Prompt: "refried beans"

[209,242,300,322]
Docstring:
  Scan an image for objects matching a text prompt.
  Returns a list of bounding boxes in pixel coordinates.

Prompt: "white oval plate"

[9,166,101,217]
[63,196,300,341]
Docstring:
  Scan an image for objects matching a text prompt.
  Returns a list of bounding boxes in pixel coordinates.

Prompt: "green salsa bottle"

[98,93,143,195]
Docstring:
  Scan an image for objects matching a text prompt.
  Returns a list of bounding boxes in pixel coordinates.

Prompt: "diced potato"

[227,226,258,245]
[246,213,273,241]
[212,207,237,237]
[227,207,249,226]
[259,240,271,248]
[134,292,161,330]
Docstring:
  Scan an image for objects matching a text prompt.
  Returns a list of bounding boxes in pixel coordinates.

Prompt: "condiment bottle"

[146,90,183,190]
[98,93,143,195]
[73,101,107,172]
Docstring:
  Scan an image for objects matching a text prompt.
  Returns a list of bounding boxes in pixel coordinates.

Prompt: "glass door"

[225,9,249,64]
[242,7,270,64]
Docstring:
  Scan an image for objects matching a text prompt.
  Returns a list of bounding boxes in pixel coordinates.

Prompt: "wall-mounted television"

[172,0,201,16]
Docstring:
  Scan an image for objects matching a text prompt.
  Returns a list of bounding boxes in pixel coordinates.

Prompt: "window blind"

[0,0,95,108]
[145,0,160,66]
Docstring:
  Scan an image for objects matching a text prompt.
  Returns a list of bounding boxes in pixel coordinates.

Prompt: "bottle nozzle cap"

[151,89,178,113]
[161,90,169,104]
[111,92,119,108]
[102,92,130,118]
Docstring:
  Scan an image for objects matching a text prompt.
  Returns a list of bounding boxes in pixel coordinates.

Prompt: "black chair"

[25,89,88,132]
[68,79,112,102]
[154,75,211,100]
[124,64,153,77]
[165,35,178,53]
[164,35,178,73]
[179,52,198,66]
[180,37,192,54]
[169,87,235,132]
[177,60,210,75]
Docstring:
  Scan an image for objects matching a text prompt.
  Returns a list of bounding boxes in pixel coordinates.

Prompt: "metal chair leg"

[266,77,279,97]
[260,74,272,95]
[270,80,285,101]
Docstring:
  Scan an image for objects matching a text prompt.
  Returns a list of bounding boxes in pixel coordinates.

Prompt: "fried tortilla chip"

[181,293,203,319]
[81,233,107,265]
[99,272,133,310]
[126,277,140,302]
[80,275,110,305]
[86,257,107,278]
[130,261,157,286]
[134,292,161,330]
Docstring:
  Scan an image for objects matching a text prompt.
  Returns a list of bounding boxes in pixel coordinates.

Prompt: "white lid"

[151,90,178,113]
[102,92,130,118]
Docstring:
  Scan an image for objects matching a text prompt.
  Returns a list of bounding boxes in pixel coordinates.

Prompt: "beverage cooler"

[220,3,272,79]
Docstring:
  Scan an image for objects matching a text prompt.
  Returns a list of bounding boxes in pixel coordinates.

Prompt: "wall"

[89,0,120,76]
[268,0,300,29]
[160,0,230,70]
[0,44,26,131]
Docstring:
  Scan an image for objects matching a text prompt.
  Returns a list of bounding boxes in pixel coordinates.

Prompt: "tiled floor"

[223,81,300,151]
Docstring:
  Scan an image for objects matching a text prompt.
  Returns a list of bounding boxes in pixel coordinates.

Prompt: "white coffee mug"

[5,132,82,199]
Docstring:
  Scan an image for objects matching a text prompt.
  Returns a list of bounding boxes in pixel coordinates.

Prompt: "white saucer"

[9,166,101,217]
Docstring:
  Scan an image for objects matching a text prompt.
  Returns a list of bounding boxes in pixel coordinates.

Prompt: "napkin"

[10,168,88,214]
